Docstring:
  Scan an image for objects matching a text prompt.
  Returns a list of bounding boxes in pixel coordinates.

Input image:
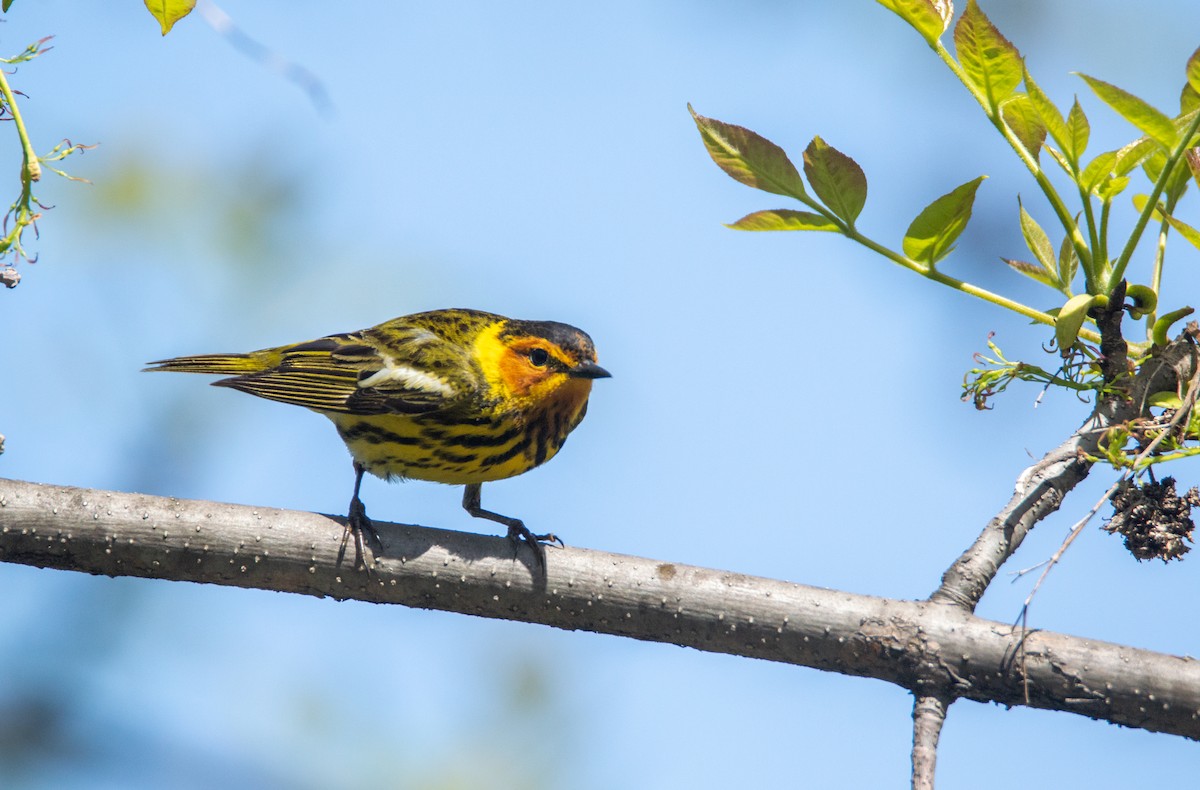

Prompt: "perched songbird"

[145,308,610,568]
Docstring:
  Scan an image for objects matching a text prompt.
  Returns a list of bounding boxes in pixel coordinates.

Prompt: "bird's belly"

[326,411,569,486]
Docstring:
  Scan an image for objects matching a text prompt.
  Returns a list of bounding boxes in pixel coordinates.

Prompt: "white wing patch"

[358,361,456,397]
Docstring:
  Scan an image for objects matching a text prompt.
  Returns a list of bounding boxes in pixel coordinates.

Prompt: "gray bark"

[912,694,949,790]
[2,476,1199,740]
[933,320,1198,611]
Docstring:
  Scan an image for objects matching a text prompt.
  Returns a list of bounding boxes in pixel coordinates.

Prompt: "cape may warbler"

[146,308,609,568]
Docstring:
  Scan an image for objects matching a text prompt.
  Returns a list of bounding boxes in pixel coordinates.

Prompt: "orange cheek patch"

[496,348,545,399]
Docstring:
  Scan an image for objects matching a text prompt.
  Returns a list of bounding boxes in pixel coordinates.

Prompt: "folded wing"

[153,327,477,416]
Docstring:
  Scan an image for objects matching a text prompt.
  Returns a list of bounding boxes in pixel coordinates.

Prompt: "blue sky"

[3,1,1200,786]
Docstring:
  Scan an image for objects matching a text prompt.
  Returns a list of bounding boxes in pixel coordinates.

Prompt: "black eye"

[528,348,550,367]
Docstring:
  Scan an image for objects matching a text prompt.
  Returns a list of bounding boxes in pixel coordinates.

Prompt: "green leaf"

[1130,193,1156,214]
[689,105,806,199]
[726,209,840,232]
[1002,257,1060,289]
[1096,175,1130,201]
[1188,46,1200,96]
[1173,107,1200,140]
[1044,145,1073,176]
[1065,98,1090,166]
[1057,233,1079,289]
[1132,193,1200,250]
[1143,149,1191,204]
[1112,136,1158,177]
[1000,94,1046,160]
[1142,152,1165,184]
[1181,83,1200,115]
[1086,137,1151,200]
[1077,73,1177,150]
[1024,70,1070,156]
[954,0,1022,108]
[875,0,950,45]
[902,175,987,265]
[1,0,14,12]
[802,137,867,224]
[1055,293,1101,353]
[1163,213,1200,251]
[144,0,196,35]
[1017,199,1055,272]
[1149,392,1184,409]
[1080,150,1117,194]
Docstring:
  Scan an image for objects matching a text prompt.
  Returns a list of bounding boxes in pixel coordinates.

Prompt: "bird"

[145,308,610,570]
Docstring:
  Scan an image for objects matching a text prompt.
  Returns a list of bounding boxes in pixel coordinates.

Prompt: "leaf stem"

[0,65,40,185]
[1144,192,1178,341]
[840,224,1102,342]
[1077,182,1100,277]
[1109,109,1200,288]
[1098,198,1111,273]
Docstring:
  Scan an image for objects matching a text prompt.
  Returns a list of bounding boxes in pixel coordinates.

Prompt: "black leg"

[344,461,379,571]
[461,483,561,569]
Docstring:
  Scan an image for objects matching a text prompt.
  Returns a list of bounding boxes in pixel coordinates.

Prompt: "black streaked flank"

[429,446,479,465]
[480,435,534,468]
[420,423,523,448]
[389,457,440,470]
[424,412,493,428]
[337,422,422,446]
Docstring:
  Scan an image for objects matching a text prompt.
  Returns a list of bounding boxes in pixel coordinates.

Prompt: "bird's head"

[475,318,610,409]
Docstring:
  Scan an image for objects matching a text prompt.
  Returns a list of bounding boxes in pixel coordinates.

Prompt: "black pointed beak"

[569,361,612,379]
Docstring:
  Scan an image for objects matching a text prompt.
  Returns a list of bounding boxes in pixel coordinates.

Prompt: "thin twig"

[932,333,1199,610]
[1017,358,1200,613]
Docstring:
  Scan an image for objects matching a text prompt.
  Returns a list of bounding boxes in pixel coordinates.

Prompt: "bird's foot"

[506,522,564,570]
[344,497,381,572]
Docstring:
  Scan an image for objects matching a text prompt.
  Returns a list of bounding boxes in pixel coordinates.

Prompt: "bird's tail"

[143,353,270,375]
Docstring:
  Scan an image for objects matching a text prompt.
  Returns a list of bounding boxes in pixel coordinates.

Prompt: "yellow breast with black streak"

[335,317,599,483]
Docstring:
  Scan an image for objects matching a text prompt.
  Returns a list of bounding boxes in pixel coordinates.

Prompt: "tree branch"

[911,693,950,790]
[931,330,1199,610]
[2,477,1199,739]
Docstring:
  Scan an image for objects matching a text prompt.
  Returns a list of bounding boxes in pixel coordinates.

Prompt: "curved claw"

[505,523,563,569]
[463,483,562,571]
[533,532,565,549]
